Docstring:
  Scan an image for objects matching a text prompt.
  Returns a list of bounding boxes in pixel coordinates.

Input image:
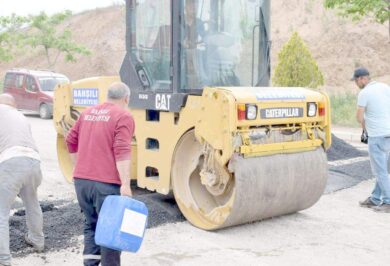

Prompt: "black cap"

[351,67,370,81]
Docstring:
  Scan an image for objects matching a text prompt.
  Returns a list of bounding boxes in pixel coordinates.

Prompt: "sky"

[0,0,124,16]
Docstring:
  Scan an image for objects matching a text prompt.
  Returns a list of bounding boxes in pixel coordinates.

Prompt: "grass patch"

[330,92,359,127]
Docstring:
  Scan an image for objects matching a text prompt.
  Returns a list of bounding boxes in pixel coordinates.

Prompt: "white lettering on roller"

[155,94,171,110]
[120,209,147,237]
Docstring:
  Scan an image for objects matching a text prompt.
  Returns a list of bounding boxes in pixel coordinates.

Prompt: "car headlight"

[307,103,317,117]
[246,104,258,120]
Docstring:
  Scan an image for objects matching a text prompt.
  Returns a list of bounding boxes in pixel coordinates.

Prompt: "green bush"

[273,32,324,89]
[330,92,359,127]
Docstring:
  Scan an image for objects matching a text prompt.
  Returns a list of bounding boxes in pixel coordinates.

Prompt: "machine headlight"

[246,104,258,120]
[307,103,317,117]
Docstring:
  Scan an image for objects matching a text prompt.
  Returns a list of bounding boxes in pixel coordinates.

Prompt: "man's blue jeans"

[368,136,390,205]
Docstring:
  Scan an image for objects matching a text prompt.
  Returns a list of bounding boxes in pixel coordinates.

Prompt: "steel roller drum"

[172,130,328,230]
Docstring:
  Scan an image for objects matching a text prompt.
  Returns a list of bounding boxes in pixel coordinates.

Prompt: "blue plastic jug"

[95,195,148,253]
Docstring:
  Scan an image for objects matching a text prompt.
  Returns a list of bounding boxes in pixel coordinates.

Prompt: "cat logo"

[155,94,172,111]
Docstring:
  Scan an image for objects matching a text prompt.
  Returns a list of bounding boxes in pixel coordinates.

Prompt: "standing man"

[0,94,44,266]
[354,67,390,212]
[66,82,135,266]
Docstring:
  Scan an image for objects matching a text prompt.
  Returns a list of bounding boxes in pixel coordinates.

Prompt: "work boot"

[373,204,390,213]
[24,234,44,253]
[359,197,377,208]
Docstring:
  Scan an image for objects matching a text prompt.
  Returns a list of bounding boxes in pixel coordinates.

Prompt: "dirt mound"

[327,134,367,161]
[0,6,126,81]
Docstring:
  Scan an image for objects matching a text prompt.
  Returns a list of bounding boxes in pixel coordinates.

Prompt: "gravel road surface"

[8,115,389,266]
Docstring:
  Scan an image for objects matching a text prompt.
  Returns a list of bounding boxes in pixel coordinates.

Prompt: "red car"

[3,69,69,119]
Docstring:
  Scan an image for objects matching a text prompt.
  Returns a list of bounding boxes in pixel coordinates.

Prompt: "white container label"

[120,209,147,237]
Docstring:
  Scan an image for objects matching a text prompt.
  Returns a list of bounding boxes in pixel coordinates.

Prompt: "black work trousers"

[74,178,121,266]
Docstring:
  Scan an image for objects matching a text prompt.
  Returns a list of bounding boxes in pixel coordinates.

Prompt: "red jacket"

[66,102,135,185]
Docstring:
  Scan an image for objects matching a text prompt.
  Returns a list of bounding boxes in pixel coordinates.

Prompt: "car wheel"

[39,104,51,119]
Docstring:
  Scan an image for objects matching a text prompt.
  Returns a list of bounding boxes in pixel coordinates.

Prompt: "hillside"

[0,0,389,95]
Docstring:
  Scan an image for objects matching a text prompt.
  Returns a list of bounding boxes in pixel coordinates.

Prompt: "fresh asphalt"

[9,122,378,257]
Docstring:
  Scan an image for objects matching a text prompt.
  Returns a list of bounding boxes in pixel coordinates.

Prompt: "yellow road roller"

[54,0,331,230]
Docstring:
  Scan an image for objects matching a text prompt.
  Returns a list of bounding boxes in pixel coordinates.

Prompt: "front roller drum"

[171,130,328,230]
[56,134,74,183]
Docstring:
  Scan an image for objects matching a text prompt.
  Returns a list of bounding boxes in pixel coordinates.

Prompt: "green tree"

[26,11,91,69]
[0,14,28,62]
[273,32,324,89]
[324,0,390,38]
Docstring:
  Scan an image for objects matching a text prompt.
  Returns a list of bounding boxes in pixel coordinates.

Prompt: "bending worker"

[0,94,44,266]
[66,82,135,266]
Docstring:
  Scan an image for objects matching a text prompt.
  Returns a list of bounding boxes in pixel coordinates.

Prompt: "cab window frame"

[26,75,39,93]
[129,0,173,93]
[4,73,16,89]
[15,74,25,89]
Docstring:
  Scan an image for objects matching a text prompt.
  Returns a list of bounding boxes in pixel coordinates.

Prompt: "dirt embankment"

[0,1,389,94]
[0,6,126,81]
[272,0,390,94]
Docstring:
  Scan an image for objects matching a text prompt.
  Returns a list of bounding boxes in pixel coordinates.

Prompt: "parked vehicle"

[3,69,69,119]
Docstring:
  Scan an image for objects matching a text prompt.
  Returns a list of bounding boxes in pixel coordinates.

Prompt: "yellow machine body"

[54,76,331,230]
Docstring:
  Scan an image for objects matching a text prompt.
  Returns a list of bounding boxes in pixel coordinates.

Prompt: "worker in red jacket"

[66,82,135,266]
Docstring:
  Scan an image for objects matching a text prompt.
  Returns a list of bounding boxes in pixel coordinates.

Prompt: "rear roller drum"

[171,130,328,230]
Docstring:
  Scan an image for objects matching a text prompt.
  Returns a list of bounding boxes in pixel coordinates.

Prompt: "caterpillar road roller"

[54,0,331,230]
